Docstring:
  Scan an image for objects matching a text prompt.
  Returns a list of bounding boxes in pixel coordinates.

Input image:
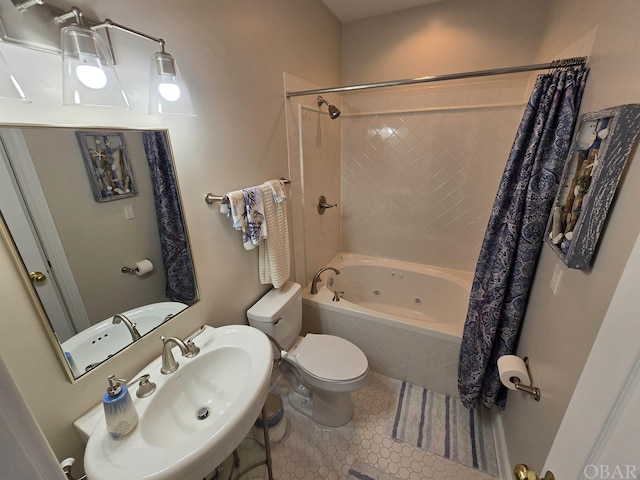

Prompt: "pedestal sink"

[82,325,273,480]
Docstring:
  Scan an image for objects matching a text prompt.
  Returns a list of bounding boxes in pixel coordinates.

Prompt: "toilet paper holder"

[121,258,154,276]
[511,357,540,401]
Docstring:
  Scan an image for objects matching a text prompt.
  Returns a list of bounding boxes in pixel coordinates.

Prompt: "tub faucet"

[112,313,142,341]
[310,267,340,294]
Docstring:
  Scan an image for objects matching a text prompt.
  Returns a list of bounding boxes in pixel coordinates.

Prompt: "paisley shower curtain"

[458,65,588,409]
[143,131,197,305]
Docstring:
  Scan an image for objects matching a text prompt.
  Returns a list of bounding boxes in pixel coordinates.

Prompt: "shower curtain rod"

[285,56,587,98]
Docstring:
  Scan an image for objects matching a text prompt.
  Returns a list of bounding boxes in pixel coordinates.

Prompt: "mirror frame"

[0,126,199,383]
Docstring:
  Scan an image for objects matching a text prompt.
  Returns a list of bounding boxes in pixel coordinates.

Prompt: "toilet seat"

[288,334,368,382]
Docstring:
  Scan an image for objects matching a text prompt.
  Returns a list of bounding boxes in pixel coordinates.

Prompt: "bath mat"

[348,460,398,480]
[386,381,498,476]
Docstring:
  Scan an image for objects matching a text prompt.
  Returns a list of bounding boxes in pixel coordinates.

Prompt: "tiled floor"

[264,371,498,480]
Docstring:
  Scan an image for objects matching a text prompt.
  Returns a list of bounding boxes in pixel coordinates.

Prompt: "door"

[0,131,85,341]
[541,231,640,479]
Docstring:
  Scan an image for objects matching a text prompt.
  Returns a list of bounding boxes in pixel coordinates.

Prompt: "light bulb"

[10,75,28,100]
[76,64,107,89]
[149,51,194,115]
[158,82,181,102]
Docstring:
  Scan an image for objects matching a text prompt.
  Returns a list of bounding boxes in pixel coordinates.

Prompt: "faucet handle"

[127,374,156,398]
[186,325,206,343]
[184,326,206,357]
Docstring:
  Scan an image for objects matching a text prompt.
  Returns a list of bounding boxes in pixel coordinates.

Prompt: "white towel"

[259,180,290,288]
[269,179,287,203]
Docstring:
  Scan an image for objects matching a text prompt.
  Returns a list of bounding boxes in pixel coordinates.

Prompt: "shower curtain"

[458,65,588,409]
[143,131,197,305]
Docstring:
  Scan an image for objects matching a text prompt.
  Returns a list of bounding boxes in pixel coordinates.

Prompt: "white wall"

[0,0,341,472]
[341,0,550,85]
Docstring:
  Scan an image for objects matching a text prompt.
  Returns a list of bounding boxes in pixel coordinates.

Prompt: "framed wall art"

[545,104,640,269]
[76,131,138,202]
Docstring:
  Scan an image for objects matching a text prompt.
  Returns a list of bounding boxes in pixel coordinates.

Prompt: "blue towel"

[220,190,247,232]
[242,186,267,250]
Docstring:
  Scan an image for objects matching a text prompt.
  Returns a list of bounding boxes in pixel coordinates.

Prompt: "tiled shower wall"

[341,79,530,272]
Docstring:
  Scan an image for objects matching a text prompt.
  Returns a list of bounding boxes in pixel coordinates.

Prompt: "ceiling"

[321,0,446,23]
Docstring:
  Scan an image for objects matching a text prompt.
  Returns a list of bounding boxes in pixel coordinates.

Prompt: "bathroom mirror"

[0,127,198,380]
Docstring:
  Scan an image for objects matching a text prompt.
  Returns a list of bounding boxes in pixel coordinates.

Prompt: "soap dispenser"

[103,374,138,439]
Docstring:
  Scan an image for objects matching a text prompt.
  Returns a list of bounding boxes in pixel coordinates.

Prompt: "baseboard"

[491,409,512,480]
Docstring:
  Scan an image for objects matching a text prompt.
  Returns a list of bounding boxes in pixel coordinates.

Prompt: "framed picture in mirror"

[545,104,640,269]
[76,131,138,202]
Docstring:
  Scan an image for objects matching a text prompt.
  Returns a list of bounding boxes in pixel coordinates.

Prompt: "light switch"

[550,263,563,295]
[123,204,135,220]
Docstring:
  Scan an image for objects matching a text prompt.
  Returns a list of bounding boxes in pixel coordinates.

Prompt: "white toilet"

[247,281,368,426]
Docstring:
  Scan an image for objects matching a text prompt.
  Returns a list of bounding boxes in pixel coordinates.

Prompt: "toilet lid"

[290,334,368,381]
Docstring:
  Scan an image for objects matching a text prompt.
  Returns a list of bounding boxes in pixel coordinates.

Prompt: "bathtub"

[301,253,472,397]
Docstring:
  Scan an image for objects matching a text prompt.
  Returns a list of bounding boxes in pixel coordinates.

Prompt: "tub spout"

[112,313,142,341]
[310,267,340,294]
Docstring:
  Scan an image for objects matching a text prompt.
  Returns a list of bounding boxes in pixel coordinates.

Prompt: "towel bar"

[204,178,291,205]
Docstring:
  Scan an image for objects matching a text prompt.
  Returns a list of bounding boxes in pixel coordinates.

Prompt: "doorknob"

[29,271,47,283]
[514,464,555,480]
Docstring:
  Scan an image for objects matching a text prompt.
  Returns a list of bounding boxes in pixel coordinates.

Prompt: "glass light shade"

[61,26,130,108]
[0,50,30,102]
[148,51,194,115]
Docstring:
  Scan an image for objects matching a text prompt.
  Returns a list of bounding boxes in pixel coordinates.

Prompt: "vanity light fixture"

[91,19,194,116]
[59,9,129,108]
[0,0,194,115]
[148,50,194,115]
[0,48,29,102]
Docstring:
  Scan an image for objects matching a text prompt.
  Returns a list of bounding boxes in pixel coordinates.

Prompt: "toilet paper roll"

[134,259,153,276]
[497,355,530,390]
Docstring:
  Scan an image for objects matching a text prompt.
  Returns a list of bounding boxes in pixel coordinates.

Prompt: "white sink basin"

[83,325,273,480]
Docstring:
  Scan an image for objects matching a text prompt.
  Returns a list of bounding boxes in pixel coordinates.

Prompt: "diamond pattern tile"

[341,86,527,272]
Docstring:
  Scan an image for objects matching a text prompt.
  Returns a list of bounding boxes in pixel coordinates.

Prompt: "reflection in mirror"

[0,127,198,380]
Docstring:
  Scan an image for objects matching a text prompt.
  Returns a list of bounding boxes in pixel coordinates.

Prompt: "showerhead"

[317,95,341,119]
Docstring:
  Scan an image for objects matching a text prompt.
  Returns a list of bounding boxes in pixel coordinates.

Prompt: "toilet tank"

[247,281,302,350]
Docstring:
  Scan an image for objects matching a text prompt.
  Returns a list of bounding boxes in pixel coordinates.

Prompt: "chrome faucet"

[112,313,142,341]
[310,267,340,294]
[160,326,205,374]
